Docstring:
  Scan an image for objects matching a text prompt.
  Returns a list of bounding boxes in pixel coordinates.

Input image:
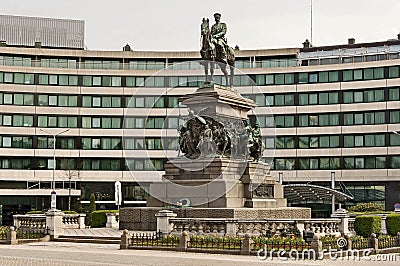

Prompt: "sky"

[2,0,400,51]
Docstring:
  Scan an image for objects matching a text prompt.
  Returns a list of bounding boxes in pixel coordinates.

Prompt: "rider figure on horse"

[210,13,228,64]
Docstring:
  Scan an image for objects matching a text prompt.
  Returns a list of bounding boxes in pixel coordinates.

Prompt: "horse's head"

[201,18,210,36]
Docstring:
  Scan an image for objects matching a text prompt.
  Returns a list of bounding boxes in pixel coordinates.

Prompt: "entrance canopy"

[284,184,354,203]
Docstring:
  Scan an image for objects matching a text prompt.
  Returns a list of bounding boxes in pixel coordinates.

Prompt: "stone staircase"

[54,235,120,244]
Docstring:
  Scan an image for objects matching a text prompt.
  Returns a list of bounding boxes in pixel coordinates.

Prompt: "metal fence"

[187,236,242,250]
[130,231,179,248]
[251,238,311,252]
[351,237,370,250]
[378,236,398,249]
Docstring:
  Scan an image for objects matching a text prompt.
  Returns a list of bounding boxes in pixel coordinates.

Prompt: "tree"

[58,158,80,211]
[89,193,96,213]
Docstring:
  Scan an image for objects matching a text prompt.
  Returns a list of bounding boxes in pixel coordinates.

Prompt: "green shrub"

[348,202,384,213]
[90,210,119,228]
[26,211,44,214]
[26,210,78,215]
[354,216,382,237]
[62,210,78,215]
[386,214,400,236]
[89,194,96,213]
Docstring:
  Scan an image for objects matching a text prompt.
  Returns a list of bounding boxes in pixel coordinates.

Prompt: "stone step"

[55,235,120,244]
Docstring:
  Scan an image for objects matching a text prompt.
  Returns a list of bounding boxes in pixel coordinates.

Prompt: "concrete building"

[0,15,400,223]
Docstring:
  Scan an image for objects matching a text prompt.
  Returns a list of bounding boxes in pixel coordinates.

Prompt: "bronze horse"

[200,18,235,87]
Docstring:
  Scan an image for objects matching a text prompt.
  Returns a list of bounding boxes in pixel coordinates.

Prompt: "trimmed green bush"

[26,211,44,214]
[348,202,384,213]
[354,216,382,237]
[62,210,78,215]
[89,194,96,213]
[386,214,400,236]
[91,210,119,228]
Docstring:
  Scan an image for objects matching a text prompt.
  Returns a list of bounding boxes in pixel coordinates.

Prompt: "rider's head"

[213,13,221,22]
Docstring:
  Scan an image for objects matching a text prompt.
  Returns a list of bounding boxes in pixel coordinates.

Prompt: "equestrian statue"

[200,13,235,88]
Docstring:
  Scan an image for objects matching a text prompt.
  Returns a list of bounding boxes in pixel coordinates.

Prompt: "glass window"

[389,66,400,78]
[309,73,318,83]
[343,70,353,81]
[38,116,47,127]
[92,118,101,128]
[354,69,363,80]
[309,94,318,105]
[93,97,101,107]
[82,117,91,128]
[319,72,329,83]
[265,75,274,85]
[299,94,308,105]
[24,94,34,105]
[49,95,57,106]
[344,135,354,147]
[355,158,364,168]
[39,74,48,85]
[329,71,339,82]
[298,73,308,83]
[3,94,12,104]
[93,76,101,86]
[319,93,329,105]
[364,68,374,80]
[82,76,92,86]
[389,88,400,101]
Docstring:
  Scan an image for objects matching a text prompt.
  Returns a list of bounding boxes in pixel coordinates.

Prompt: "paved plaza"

[0,242,398,266]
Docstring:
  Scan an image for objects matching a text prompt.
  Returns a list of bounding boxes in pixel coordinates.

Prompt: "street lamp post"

[39,128,70,211]
[278,172,283,185]
[331,171,336,215]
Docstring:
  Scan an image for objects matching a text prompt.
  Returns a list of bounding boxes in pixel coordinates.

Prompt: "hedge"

[348,202,384,213]
[354,216,382,237]
[26,210,78,215]
[90,210,119,228]
[386,214,400,236]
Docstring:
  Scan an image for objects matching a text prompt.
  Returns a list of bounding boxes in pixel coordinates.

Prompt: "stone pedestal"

[147,158,286,208]
[45,210,64,239]
[106,213,119,229]
[156,210,177,235]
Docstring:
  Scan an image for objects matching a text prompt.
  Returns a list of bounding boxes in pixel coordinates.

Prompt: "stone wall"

[119,207,311,231]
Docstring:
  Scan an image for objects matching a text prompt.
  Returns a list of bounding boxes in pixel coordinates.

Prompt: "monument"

[120,13,310,231]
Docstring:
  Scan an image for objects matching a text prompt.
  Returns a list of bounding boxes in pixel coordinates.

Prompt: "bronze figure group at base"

[177,109,263,162]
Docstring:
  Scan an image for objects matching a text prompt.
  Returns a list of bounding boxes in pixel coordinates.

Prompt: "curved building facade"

[0,34,400,222]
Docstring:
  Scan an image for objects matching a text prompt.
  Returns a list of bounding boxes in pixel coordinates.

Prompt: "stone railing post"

[381,215,387,235]
[6,226,17,245]
[370,233,378,250]
[120,229,131,249]
[331,209,350,236]
[13,215,21,228]
[310,235,323,260]
[397,232,400,247]
[156,210,177,235]
[344,234,352,250]
[78,214,86,229]
[241,234,253,255]
[295,220,305,236]
[226,219,237,236]
[45,210,64,240]
[106,213,119,229]
[178,231,189,251]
